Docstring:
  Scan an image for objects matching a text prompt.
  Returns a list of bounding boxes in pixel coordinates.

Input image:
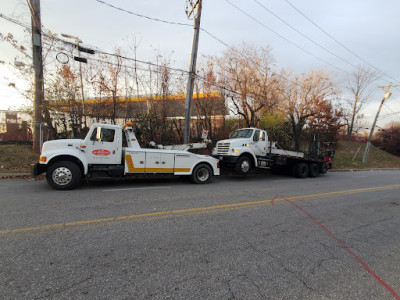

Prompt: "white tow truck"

[213,128,332,178]
[33,122,220,190]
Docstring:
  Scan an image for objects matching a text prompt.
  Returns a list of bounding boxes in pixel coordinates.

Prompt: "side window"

[260,131,266,141]
[90,127,115,142]
[253,130,260,142]
[102,129,115,142]
[90,128,99,141]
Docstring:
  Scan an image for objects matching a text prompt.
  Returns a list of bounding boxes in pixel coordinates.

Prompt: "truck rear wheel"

[191,164,212,184]
[46,161,82,190]
[320,163,328,174]
[308,163,319,178]
[235,156,252,175]
[294,163,308,178]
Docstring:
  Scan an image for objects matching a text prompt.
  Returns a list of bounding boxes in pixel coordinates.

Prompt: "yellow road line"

[1,184,400,236]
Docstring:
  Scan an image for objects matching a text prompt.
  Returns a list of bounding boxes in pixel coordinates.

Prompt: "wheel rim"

[52,167,73,186]
[197,167,210,182]
[241,160,250,173]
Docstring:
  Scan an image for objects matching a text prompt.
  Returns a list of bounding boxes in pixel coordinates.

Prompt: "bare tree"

[281,70,337,151]
[211,42,280,127]
[344,65,378,140]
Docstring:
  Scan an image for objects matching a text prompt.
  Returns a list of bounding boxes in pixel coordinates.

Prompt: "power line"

[94,0,192,27]
[282,0,399,84]
[90,0,328,92]
[0,11,336,111]
[380,111,400,120]
[224,0,350,75]
[381,103,400,121]
[253,0,358,70]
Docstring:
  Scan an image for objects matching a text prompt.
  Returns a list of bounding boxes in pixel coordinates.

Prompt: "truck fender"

[42,150,89,175]
[237,150,257,167]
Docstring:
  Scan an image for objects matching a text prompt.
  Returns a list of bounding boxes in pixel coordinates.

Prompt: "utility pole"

[362,84,400,163]
[28,0,44,154]
[184,0,202,144]
[61,33,87,128]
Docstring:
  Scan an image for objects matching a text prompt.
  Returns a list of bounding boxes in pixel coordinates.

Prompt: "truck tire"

[191,164,212,184]
[294,162,308,178]
[235,156,252,175]
[308,163,319,178]
[46,161,82,190]
[320,163,328,174]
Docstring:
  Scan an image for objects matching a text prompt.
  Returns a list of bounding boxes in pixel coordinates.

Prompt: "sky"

[1,0,400,129]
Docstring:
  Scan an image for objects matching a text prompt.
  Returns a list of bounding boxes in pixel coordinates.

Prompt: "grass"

[0,141,399,174]
[0,145,40,173]
[333,141,400,169]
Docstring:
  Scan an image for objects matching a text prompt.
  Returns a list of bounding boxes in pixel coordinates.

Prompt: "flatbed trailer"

[213,128,332,178]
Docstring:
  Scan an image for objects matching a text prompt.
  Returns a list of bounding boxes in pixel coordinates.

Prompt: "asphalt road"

[1,170,400,299]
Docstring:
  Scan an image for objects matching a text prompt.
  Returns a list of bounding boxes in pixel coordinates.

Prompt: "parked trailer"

[33,122,220,190]
[212,128,333,177]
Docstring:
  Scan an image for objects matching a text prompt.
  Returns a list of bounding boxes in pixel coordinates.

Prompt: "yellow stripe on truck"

[125,155,190,173]
[125,154,135,172]
[174,168,191,173]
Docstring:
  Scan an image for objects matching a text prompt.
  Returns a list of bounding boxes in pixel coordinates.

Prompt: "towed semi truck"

[213,128,333,178]
[33,122,220,190]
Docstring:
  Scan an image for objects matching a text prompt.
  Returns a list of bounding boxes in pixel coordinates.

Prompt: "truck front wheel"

[235,156,252,175]
[191,164,212,184]
[46,161,82,190]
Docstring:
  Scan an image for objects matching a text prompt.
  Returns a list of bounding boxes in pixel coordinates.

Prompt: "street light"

[61,33,87,128]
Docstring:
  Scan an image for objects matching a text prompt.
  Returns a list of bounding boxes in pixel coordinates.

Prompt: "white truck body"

[213,128,328,178]
[33,123,219,189]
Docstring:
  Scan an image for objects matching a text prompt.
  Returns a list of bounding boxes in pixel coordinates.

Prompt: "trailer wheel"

[308,163,319,178]
[191,164,212,184]
[46,161,82,190]
[294,163,309,178]
[235,156,252,175]
[320,163,328,174]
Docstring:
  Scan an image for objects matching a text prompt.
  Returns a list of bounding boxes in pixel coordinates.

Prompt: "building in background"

[0,110,32,142]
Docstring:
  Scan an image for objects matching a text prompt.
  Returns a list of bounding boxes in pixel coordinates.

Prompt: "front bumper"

[212,155,239,164]
[32,163,47,178]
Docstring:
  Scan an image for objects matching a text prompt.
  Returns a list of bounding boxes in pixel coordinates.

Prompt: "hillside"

[333,141,400,169]
[0,142,400,174]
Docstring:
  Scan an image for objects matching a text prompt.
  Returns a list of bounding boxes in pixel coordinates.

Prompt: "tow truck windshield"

[230,129,253,139]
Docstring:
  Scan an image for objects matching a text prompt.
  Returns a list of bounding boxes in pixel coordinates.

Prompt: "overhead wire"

[0,13,250,100]
[90,0,322,91]
[252,0,358,70]
[94,0,192,27]
[282,0,399,84]
[0,10,357,108]
[224,0,350,75]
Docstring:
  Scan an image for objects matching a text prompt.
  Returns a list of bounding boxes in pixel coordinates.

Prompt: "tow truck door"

[84,126,122,165]
[252,129,267,156]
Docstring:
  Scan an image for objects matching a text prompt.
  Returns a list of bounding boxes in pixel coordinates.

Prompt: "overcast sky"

[1,0,400,128]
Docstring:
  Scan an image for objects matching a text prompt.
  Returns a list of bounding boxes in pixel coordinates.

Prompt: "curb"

[0,173,32,179]
[330,168,400,172]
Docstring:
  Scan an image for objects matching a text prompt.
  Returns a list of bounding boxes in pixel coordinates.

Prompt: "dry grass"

[333,141,400,169]
[0,145,40,173]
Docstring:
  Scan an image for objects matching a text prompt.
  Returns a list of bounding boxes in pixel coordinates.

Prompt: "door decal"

[92,149,111,156]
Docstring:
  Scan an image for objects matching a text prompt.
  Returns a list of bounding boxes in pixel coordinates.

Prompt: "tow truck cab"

[33,123,220,190]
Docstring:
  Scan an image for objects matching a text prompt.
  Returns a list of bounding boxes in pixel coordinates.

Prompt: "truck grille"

[216,142,230,155]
